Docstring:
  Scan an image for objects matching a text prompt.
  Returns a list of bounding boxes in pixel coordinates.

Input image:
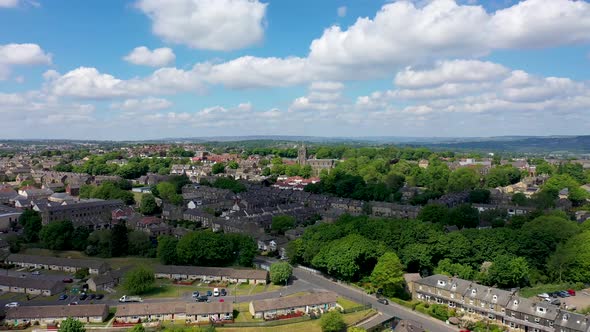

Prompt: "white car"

[537,293,550,299]
[213,288,220,297]
[5,302,19,308]
[32,271,41,275]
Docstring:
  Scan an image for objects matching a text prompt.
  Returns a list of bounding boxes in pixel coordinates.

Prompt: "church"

[297,145,336,176]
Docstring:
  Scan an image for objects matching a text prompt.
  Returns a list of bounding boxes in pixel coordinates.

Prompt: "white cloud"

[337,6,347,17]
[290,81,347,112]
[0,43,51,80]
[0,0,18,8]
[124,46,175,67]
[136,0,267,51]
[110,97,172,111]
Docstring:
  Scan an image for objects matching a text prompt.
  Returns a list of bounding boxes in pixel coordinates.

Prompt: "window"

[524,315,528,321]
[538,307,545,313]
[492,295,498,302]
[534,318,540,323]
[471,289,477,295]
[437,280,446,286]
[513,300,519,306]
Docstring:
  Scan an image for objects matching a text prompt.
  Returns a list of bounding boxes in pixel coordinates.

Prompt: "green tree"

[212,163,225,174]
[58,317,85,332]
[18,209,42,243]
[448,168,479,192]
[228,161,239,169]
[124,265,155,295]
[448,204,479,229]
[484,255,529,288]
[511,193,528,206]
[468,189,491,204]
[40,220,74,250]
[320,311,346,332]
[74,268,89,279]
[128,231,153,257]
[157,235,178,265]
[110,223,129,257]
[434,258,474,280]
[370,252,405,297]
[140,194,160,215]
[271,215,295,235]
[86,230,112,257]
[270,262,293,285]
[71,226,91,251]
[418,204,449,224]
[548,231,590,283]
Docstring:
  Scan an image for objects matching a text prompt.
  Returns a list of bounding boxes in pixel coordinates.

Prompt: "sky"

[1,0,590,140]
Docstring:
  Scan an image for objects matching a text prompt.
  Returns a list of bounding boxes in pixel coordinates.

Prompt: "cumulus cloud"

[124,46,175,67]
[337,6,347,17]
[136,0,267,51]
[0,43,51,80]
[0,0,18,7]
[110,97,172,111]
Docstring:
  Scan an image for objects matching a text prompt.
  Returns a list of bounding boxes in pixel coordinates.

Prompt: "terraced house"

[412,275,589,332]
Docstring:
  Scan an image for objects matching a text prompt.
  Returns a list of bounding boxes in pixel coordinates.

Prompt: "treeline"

[80,180,135,205]
[287,213,589,289]
[150,174,192,205]
[156,231,257,267]
[200,177,246,193]
[70,154,187,178]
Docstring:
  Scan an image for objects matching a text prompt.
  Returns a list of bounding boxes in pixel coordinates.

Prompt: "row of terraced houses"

[411,275,589,332]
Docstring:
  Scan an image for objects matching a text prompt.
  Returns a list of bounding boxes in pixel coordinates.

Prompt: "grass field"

[218,309,376,332]
[337,297,361,310]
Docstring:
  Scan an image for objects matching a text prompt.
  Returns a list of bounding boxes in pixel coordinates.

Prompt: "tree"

[548,231,590,283]
[140,194,160,215]
[448,168,479,192]
[270,262,293,285]
[110,223,129,257]
[18,209,42,243]
[511,193,528,206]
[228,161,239,169]
[418,204,449,224]
[321,311,346,332]
[40,220,74,250]
[74,268,89,280]
[71,226,90,251]
[212,163,225,174]
[468,189,491,204]
[271,215,295,235]
[86,230,112,257]
[124,265,155,295]
[448,204,479,229]
[434,258,474,280]
[157,235,178,265]
[484,255,529,288]
[59,318,85,332]
[370,252,405,297]
[128,231,153,257]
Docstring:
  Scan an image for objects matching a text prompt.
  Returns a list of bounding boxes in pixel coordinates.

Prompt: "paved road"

[291,266,457,332]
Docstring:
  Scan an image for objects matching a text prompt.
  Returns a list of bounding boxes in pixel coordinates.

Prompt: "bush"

[74,268,89,280]
[320,311,346,332]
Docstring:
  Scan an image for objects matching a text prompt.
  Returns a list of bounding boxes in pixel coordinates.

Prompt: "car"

[213,288,220,297]
[220,289,227,296]
[89,294,96,300]
[206,290,213,297]
[192,291,200,298]
[537,293,550,299]
[31,271,41,275]
[377,298,389,305]
[550,298,561,305]
[95,294,104,300]
[79,294,88,301]
[556,291,569,298]
[58,294,68,301]
[568,289,576,296]
[219,299,225,302]
[20,274,26,278]
[196,295,209,302]
[4,302,19,308]
[69,302,78,306]
[62,278,74,283]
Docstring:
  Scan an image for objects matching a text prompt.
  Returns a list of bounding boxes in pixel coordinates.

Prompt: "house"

[0,275,65,296]
[5,304,109,325]
[114,302,233,324]
[6,254,110,274]
[0,205,21,232]
[393,319,427,332]
[35,199,124,229]
[87,269,126,292]
[249,291,338,320]
[154,265,268,285]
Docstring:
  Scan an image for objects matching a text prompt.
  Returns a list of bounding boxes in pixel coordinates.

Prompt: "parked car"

[196,295,209,302]
[62,278,74,283]
[219,299,225,302]
[4,302,19,308]
[377,298,389,305]
[557,291,570,298]
[89,294,96,300]
[537,293,550,299]
[58,294,68,301]
[192,291,200,298]
[220,289,227,296]
[567,289,576,296]
[213,288,220,297]
[95,294,104,300]
[206,290,213,297]
[79,294,88,301]
[550,298,561,305]
[69,302,78,306]
[31,271,41,275]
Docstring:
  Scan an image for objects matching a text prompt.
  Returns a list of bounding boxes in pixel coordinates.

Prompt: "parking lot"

[561,289,590,311]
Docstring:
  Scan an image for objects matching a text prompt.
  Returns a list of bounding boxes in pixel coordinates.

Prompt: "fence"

[342,304,373,314]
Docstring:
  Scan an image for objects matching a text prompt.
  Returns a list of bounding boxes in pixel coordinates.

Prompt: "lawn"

[232,303,263,323]
[109,279,216,300]
[218,309,376,332]
[337,297,361,310]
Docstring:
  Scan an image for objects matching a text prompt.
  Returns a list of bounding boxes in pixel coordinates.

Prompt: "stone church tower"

[297,144,307,165]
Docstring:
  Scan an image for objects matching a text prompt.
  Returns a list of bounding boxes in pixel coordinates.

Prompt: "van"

[213,288,220,297]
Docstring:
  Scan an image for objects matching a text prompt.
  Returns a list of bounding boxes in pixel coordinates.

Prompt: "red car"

[62,278,73,283]
[219,299,225,302]
[567,289,576,296]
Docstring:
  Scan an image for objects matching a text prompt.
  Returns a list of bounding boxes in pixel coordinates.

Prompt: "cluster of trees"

[200,177,246,193]
[262,157,314,178]
[71,154,181,178]
[16,210,154,258]
[287,213,587,290]
[80,180,135,205]
[124,265,156,295]
[151,174,192,205]
[156,231,256,267]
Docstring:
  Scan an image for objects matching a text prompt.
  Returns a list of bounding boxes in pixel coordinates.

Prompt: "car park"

[59,294,68,301]
[5,302,19,308]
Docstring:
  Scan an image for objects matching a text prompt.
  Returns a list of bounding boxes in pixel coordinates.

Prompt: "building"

[411,274,589,332]
[87,269,126,292]
[249,292,338,320]
[115,302,233,324]
[5,304,109,325]
[34,199,124,229]
[393,319,427,332]
[0,205,21,232]
[6,254,110,274]
[297,145,336,176]
[154,265,268,285]
[0,275,65,296]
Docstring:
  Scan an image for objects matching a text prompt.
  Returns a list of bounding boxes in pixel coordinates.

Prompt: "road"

[291,266,457,332]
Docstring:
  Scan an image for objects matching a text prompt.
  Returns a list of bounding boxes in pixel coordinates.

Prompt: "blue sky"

[0,0,589,139]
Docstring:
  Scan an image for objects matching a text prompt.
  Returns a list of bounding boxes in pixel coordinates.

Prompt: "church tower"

[297,144,307,165]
